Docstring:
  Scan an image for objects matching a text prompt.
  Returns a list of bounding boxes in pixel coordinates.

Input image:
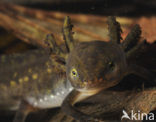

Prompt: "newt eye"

[71,68,78,78]
[108,61,115,70]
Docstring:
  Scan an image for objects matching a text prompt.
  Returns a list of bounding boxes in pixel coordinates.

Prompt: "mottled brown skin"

[66,41,127,92]
[61,16,155,122]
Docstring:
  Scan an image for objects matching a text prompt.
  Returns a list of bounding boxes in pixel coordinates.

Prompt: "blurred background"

[0,0,156,122]
[3,0,156,16]
[0,0,156,54]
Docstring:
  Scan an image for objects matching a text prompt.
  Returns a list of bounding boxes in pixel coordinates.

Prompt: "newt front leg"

[62,90,88,121]
[62,90,102,122]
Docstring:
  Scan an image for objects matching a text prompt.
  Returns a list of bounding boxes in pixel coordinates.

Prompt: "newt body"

[0,49,72,110]
[0,41,126,110]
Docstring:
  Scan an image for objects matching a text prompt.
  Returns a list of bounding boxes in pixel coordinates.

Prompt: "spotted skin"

[0,49,71,110]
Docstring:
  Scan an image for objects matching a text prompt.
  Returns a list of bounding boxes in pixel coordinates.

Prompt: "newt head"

[66,41,127,94]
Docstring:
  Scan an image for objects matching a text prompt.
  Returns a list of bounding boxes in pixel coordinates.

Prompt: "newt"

[0,16,155,122]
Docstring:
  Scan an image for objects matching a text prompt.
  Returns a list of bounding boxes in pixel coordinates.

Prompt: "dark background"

[3,0,156,16]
